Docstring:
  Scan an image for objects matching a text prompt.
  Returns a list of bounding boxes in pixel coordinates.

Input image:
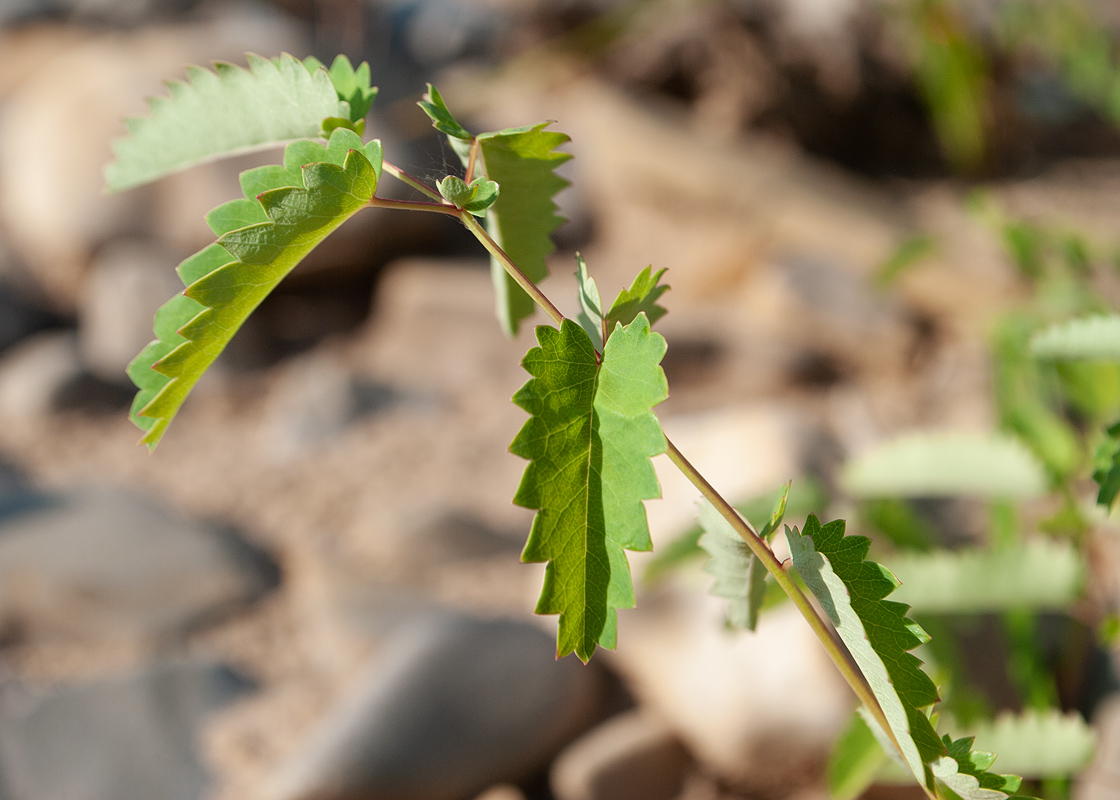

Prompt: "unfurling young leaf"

[576,259,670,354]
[105,53,354,192]
[787,516,1022,797]
[436,176,499,216]
[323,54,378,121]
[127,128,383,450]
[419,86,571,336]
[417,83,474,142]
[511,315,667,661]
[575,255,605,351]
[605,266,669,331]
[699,482,789,631]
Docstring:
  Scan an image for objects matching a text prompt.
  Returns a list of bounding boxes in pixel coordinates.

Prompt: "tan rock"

[551,709,691,800]
[605,597,852,795]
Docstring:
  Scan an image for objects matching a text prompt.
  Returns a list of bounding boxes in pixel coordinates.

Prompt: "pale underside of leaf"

[577,260,670,355]
[575,255,605,352]
[105,53,350,192]
[511,315,667,661]
[698,483,787,631]
[786,518,934,783]
[841,431,1048,499]
[1030,314,1120,361]
[789,518,1022,799]
[127,129,381,449]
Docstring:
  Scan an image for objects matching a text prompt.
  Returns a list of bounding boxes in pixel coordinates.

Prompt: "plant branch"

[368,197,460,216]
[454,208,910,777]
[382,161,443,201]
[458,212,564,327]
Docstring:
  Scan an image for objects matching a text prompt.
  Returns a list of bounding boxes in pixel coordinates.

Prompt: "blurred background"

[1,0,1120,798]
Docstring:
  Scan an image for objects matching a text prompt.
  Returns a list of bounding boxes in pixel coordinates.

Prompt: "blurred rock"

[0,330,84,422]
[606,600,851,796]
[399,0,512,67]
[0,487,279,642]
[0,12,304,310]
[474,785,527,800]
[256,353,411,461]
[0,0,201,26]
[268,613,605,800]
[79,239,186,382]
[551,709,691,800]
[0,659,254,800]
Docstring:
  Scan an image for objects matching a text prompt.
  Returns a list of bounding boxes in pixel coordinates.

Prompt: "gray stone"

[269,614,606,800]
[551,710,691,800]
[79,239,186,382]
[256,354,411,460]
[0,487,278,642]
[0,659,254,800]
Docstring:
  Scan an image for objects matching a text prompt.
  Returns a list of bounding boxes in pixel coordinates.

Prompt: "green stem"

[458,212,565,326]
[465,139,481,184]
[368,197,460,216]
[382,161,443,201]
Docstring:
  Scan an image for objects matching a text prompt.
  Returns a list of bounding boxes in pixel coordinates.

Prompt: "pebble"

[0,659,254,800]
[551,709,691,800]
[0,487,279,643]
[269,613,605,800]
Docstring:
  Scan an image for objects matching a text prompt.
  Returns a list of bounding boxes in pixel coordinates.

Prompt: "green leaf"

[418,83,474,141]
[828,712,889,800]
[698,483,788,630]
[787,516,1022,797]
[326,54,377,121]
[886,540,1084,614]
[931,741,1021,800]
[1093,420,1120,510]
[511,315,668,661]
[841,432,1048,499]
[866,710,1090,788]
[105,53,350,192]
[127,129,381,450]
[1030,314,1120,360]
[575,255,605,351]
[576,260,670,355]
[479,123,571,336]
[787,515,942,782]
[605,266,669,332]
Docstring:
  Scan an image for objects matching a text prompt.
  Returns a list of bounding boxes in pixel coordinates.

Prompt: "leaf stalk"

[382,161,443,201]
[458,212,565,327]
